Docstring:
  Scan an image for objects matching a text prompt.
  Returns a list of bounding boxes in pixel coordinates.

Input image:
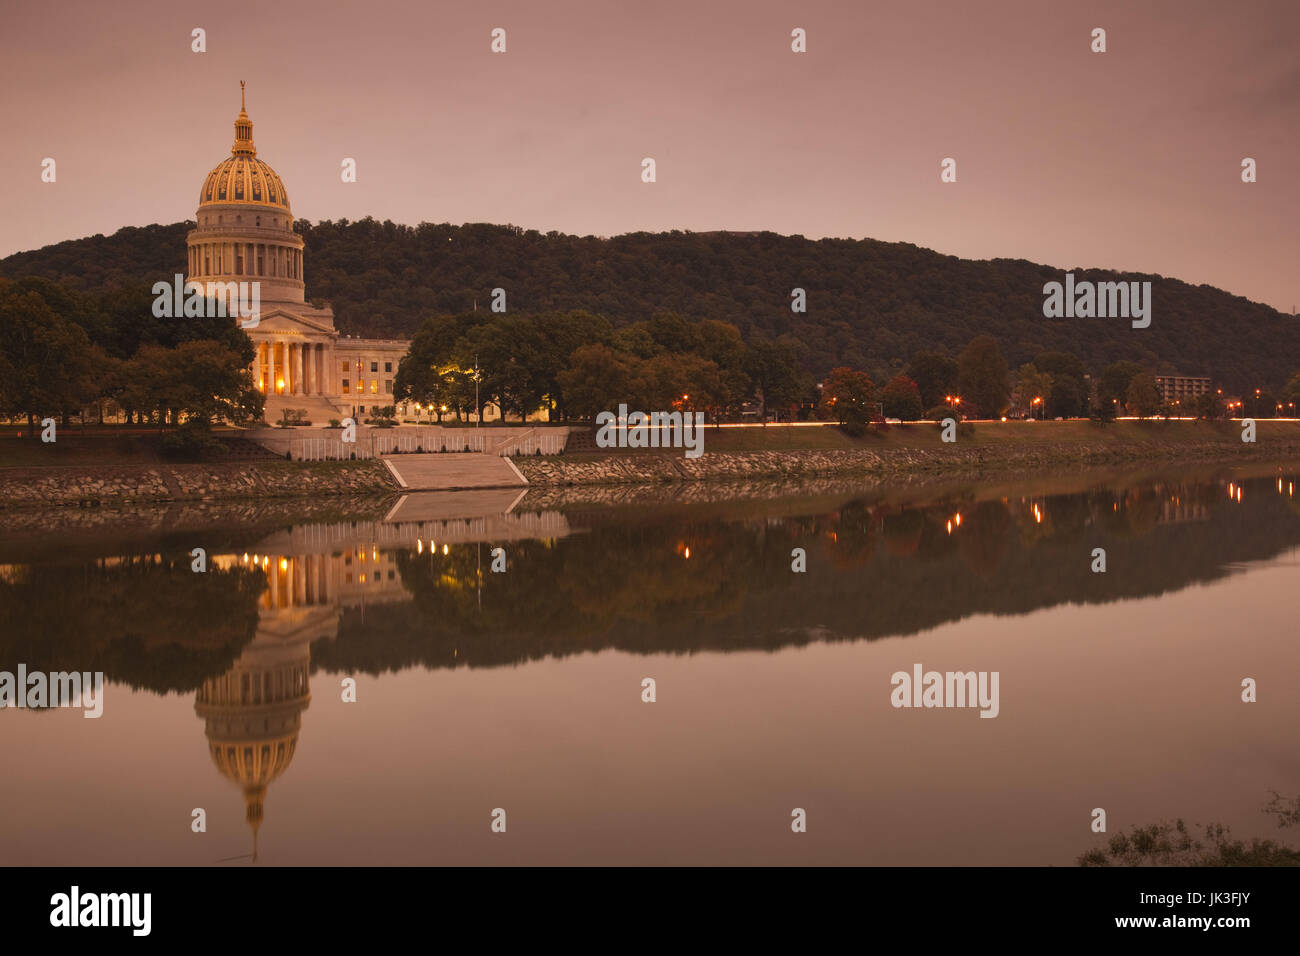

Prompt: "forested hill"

[3,218,1295,391]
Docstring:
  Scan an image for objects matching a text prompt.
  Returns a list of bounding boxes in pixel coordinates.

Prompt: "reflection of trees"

[882,510,923,557]
[828,501,877,569]
[10,474,1300,689]
[309,474,1300,676]
[1078,792,1300,866]
[0,556,263,692]
[958,501,1013,579]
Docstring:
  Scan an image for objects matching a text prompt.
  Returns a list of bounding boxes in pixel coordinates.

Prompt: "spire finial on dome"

[232,82,256,157]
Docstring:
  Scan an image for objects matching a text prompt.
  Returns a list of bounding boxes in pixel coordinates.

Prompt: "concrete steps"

[381,453,527,491]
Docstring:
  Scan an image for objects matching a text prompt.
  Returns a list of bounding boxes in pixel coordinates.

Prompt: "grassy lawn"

[571,419,1300,455]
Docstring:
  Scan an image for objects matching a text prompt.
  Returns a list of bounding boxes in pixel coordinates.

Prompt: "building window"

[384,362,392,373]
[370,362,379,373]
[342,379,350,394]
[370,379,378,394]
[341,362,349,372]
[385,380,393,394]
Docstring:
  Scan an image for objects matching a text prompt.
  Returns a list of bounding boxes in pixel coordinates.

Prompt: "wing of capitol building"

[187,83,411,426]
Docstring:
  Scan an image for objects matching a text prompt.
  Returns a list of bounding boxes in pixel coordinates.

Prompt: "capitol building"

[187,84,410,424]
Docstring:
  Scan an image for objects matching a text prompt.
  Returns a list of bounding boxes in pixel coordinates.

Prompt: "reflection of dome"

[195,620,311,862]
[198,82,290,210]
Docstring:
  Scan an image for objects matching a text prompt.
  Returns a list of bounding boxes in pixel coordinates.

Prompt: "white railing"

[290,428,566,460]
[294,438,374,461]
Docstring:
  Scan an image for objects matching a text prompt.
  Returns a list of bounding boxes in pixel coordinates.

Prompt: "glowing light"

[946,520,952,535]
[279,558,288,571]
[442,544,449,555]
[684,547,691,559]
[417,540,422,554]
[954,512,962,527]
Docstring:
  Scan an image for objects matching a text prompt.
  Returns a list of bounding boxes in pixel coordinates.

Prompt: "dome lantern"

[232,80,256,156]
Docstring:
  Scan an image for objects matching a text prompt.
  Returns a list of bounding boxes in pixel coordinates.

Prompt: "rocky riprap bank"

[0,460,396,510]
[516,439,1300,486]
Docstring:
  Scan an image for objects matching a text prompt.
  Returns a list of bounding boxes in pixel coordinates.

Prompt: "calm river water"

[3,465,1298,865]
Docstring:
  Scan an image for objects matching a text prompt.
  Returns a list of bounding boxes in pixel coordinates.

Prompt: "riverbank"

[517,425,1300,486]
[4,420,1300,508]
[0,459,395,511]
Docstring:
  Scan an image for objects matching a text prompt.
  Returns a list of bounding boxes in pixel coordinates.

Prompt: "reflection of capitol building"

[194,498,571,858]
[196,547,411,860]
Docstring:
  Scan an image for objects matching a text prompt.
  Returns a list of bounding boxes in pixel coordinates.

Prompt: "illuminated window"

[370,380,378,394]
[342,379,350,394]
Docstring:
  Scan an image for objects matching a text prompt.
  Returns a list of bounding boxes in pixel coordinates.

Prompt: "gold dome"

[199,82,291,210]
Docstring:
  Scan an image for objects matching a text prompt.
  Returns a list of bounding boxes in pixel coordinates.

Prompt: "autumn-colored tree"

[880,373,923,420]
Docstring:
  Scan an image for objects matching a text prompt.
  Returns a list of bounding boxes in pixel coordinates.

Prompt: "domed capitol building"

[187,83,410,424]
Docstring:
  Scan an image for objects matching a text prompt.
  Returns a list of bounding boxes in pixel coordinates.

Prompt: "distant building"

[1152,374,1210,408]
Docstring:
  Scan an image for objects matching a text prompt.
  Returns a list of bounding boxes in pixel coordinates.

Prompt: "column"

[307,344,317,395]
[294,343,305,395]
[251,341,262,391]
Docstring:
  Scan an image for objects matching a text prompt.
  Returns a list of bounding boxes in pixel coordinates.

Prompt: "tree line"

[0,277,261,443]
[5,219,1298,395]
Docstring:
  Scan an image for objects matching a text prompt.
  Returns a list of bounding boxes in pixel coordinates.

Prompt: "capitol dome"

[199,84,290,210]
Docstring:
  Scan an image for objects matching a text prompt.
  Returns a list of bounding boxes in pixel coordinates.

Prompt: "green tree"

[820,367,876,428]
[905,352,960,410]
[745,338,808,421]
[1125,372,1161,419]
[957,335,1009,419]
[556,344,638,420]
[1015,363,1053,419]
[1097,361,1145,412]
[1033,351,1087,418]
[0,288,101,434]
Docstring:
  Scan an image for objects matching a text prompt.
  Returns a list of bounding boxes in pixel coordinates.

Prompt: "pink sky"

[2,0,1296,311]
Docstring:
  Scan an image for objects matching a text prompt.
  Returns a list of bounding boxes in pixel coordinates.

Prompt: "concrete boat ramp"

[380,452,528,491]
